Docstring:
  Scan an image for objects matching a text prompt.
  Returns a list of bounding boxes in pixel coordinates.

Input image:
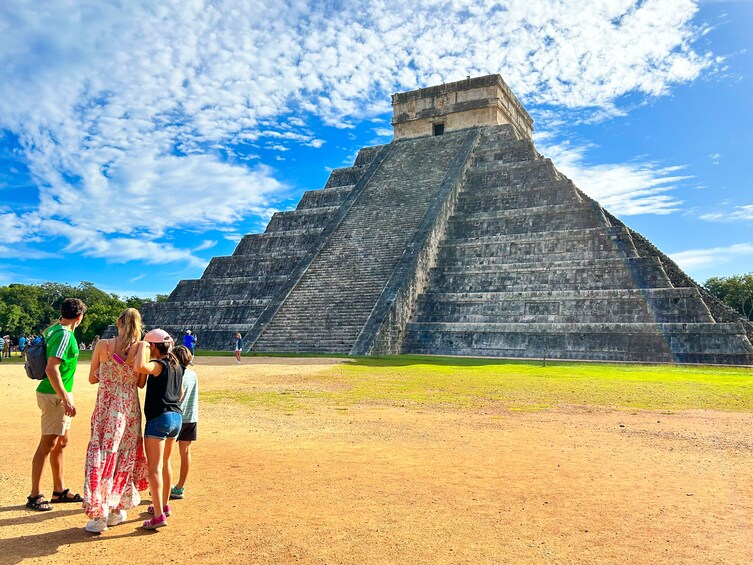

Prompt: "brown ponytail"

[153,341,180,369]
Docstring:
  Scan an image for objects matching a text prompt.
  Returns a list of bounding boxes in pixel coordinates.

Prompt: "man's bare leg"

[49,431,70,496]
[30,435,58,497]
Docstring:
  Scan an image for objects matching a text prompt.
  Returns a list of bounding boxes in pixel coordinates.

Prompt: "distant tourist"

[26,298,87,512]
[90,335,100,350]
[0,335,4,363]
[169,345,199,501]
[234,332,242,364]
[134,329,184,530]
[82,308,149,533]
[183,330,196,363]
[3,336,10,358]
[19,335,26,354]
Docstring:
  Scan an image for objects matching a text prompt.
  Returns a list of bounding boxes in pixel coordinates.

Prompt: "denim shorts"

[144,411,182,440]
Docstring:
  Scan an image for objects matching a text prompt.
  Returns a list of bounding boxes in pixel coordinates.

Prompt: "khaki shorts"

[36,392,72,436]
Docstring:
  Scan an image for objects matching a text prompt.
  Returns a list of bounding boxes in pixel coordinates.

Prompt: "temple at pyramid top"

[391,74,534,140]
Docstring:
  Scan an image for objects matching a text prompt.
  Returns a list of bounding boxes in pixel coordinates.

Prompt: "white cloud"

[700,204,753,222]
[193,240,218,252]
[670,243,753,271]
[372,127,393,138]
[535,135,689,215]
[0,0,713,262]
[0,245,57,260]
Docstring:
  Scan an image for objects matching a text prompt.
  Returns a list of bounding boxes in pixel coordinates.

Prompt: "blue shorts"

[144,411,182,440]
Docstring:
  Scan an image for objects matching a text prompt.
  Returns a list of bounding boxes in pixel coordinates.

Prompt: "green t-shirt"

[36,324,79,394]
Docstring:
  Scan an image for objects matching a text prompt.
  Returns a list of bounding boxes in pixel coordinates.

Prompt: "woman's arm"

[134,341,163,376]
[88,340,106,384]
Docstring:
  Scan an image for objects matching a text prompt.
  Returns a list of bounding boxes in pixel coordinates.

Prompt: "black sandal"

[26,494,53,511]
[50,488,83,503]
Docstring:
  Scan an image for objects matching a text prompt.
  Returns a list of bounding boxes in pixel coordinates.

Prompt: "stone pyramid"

[142,75,753,364]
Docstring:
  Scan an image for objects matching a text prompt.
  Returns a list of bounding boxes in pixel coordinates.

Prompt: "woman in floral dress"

[83,308,149,533]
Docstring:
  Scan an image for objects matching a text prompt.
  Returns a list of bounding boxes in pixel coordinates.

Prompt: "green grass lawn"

[202,354,753,413]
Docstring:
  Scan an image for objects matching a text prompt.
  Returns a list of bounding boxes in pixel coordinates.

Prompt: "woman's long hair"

[117,308,143,345]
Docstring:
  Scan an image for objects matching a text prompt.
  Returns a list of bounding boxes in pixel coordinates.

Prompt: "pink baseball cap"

[144,328,174,345]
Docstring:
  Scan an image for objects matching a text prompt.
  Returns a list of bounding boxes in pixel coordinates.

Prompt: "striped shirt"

[179,368,199,423]
[37,324,79,394]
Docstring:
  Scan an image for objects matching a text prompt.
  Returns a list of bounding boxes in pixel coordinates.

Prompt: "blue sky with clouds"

[0,0,751,298]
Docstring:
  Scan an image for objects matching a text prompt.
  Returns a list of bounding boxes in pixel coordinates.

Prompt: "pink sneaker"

[147,504,171,516]
[142,513,167,530]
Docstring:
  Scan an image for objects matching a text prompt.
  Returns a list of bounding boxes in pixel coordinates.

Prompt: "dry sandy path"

[1,357,753,564]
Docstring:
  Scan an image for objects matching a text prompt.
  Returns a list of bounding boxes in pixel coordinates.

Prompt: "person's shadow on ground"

[0,505,154,563]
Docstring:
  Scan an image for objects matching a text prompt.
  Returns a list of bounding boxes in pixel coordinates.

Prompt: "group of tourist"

[0,334,39,359]
[25,299,199,532]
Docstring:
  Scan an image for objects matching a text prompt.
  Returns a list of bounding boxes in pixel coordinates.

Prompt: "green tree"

[0,281,156,344]
[704,273,753,320]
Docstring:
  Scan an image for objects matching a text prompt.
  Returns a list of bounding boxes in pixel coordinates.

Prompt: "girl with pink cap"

[134,328,183,530]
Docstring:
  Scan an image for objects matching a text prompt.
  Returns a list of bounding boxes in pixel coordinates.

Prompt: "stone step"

[437,226,638,261]
[413,287,714,324]
[455,182,581,212]
[437,250,637,266]
[354,145,386,167]
[297,185,354,209]
[432,257,656,274]
[477,124,520,143]
[428,257,671,291]
[325,165,368,188]
[203,255,303,278]
[233,230,324,256]
[471,140,540,166]
[167,277,288,302]
[403,322,753,363]
[265,206,339,232]
[465,159,562,189]
[446,204,608,238]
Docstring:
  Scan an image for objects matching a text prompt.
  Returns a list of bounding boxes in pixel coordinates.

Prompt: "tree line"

[0,282,168,345]
[704,273,753,321]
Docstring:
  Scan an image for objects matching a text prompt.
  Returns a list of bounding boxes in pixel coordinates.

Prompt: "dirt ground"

[1,357,753,564]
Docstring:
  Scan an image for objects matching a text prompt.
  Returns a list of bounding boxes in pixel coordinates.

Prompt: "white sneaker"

[106,509,127,526]
[85,516,108,533]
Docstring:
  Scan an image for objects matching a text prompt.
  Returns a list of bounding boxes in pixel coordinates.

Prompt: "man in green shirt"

[26,298,87,511]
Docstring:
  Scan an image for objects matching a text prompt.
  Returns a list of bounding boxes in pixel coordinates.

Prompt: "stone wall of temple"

[392,74,533,141]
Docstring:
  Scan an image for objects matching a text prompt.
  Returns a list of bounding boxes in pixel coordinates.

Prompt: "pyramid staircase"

[250,129,478,353]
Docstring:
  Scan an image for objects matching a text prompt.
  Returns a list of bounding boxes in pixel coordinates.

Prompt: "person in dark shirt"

[134,328,183,530]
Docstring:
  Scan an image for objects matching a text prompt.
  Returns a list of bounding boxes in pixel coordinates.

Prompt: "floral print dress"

[83,343,148,518]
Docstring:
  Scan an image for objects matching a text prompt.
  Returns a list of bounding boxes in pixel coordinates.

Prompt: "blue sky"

[0,0,751,299]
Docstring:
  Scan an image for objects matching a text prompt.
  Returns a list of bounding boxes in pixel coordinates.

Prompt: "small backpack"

[24,337,47,380]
